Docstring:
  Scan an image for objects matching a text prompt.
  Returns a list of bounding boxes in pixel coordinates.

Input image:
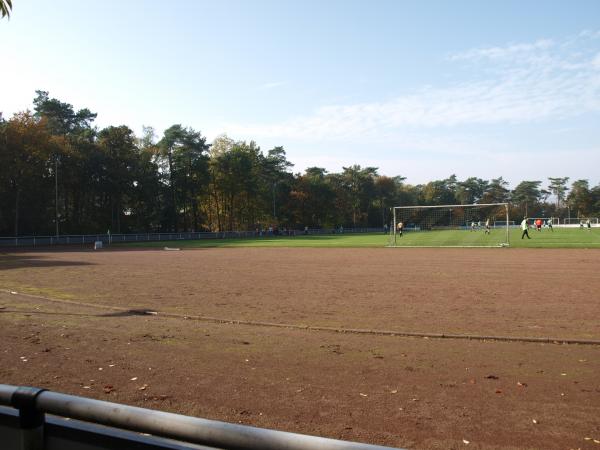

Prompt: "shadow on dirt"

[0,254,94,270]
[0,309,98,318]
[0,308,158,318]
[100,309,158,317]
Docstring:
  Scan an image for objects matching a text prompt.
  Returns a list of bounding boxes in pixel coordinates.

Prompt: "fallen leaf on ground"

[103,385,114,393]
[138,384,148,391]
[485,375,499,380]
[130,377,138,381]
[532,419,538,424]
[359,393,368,397]
[462,439,470,444]
[517,382,528,387]
[390,390,398,394]
[495,389,502,394]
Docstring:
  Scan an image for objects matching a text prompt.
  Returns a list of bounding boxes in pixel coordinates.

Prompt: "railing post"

[11,387,46,450]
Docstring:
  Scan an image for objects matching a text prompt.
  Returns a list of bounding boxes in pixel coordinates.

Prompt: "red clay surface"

[1,248,599,449]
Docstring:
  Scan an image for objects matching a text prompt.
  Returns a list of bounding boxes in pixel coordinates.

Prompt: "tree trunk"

[167,150,177,231]
[14,187,20,236]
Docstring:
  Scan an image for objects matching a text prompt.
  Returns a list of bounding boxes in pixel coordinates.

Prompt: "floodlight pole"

[272,181,276,220]
[393,207,397,245]
[505,203,509,246]
[55,156,59,237]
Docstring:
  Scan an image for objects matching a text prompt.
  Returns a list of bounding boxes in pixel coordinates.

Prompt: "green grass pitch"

[120,228,600,249]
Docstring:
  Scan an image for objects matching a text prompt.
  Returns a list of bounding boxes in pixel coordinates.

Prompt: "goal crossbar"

[393,202,509,209]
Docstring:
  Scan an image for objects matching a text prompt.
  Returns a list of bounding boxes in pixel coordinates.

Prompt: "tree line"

[1,91,600,236]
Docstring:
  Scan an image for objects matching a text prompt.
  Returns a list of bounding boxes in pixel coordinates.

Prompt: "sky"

[1,0,600,187]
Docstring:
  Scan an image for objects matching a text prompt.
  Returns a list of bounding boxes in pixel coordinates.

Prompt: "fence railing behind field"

[0,384,402,450]
[0,228,387,248]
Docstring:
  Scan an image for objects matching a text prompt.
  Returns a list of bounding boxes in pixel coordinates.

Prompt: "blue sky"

[1,0,600,186]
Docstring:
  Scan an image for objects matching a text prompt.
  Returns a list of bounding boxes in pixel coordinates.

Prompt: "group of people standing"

[521,218,554,239]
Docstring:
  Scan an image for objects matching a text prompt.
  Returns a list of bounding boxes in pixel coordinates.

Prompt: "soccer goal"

[493,220,516,228]
[559,217,599,227]
[389,203,510,247]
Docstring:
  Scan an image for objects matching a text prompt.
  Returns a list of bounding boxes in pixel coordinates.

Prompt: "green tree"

[421,177,456,206]
[338,165,378,227]
[130,126,163,232]
[547,177,570,210]
[1,0,12,18]
[158,125,210,231]
[289,167,335,228]
[33,90,98,234]
[173,128,210,231]
[0,112,53,235]
[97,126,139,233]
[591,184,600,216]
[209,141,264,230]
[456,177,489,204]
[374,175,397,227]
[481,177,510,204]
[567,180,592,218]
[512,181,542,217]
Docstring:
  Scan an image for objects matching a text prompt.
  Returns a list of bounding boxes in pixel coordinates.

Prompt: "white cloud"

[447,39,554,62]
[227,32,600,142]
[258,81,288,90]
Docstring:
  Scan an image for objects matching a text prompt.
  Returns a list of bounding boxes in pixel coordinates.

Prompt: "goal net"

[389,203,510,247]
[559,217,599,227]
[493,220,516,228]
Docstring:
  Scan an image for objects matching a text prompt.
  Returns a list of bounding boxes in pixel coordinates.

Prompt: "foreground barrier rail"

[0,228,387,248]
[0,384,403,450]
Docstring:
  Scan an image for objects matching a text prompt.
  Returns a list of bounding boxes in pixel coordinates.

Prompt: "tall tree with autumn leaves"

[2,91,600,236]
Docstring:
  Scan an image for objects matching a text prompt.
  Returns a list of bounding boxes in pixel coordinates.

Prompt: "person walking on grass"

[536,218,542,231]
[485,218,491,235]
[521,217,531,239]
[396,221,404,237]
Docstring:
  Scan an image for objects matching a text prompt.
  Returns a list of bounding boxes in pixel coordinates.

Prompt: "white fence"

[0,228,388,248]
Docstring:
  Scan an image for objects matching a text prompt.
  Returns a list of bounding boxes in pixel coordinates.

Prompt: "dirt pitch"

[1,247,599,450]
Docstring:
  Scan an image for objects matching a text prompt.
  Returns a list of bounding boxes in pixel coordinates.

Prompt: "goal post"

[390,203,510,247]
[559,217,599,227]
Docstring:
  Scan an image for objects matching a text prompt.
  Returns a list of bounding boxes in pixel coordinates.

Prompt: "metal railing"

[0,384,403,450]
[0,228,388,248]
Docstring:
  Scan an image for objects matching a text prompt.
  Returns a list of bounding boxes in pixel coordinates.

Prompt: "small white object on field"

[164,247,180,251]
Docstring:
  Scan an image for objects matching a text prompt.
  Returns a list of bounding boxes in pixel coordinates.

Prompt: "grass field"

[120,227,600,249]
